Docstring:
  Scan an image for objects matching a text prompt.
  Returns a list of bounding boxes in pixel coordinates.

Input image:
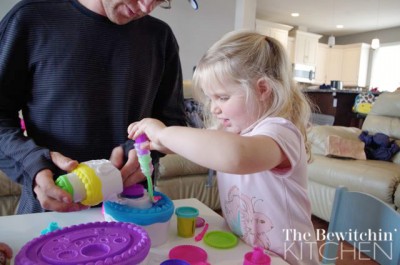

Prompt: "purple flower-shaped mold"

[15,221,151,265]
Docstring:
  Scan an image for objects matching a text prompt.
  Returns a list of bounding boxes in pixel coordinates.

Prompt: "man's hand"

[110,146,146,187]
[33,152,88,212]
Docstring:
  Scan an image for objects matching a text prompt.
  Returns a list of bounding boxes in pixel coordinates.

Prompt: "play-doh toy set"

[103,184,174,247]
[15,222,151,264]
[55,159,123,206]
[13,133,267,264]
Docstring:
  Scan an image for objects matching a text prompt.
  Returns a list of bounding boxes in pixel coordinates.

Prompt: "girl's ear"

[256,78,271,101]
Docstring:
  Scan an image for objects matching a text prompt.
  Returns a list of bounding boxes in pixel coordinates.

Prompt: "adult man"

[0,0,196,214]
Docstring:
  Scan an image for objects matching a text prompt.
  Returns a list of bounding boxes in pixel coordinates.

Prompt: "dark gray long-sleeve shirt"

[0,0,186,214]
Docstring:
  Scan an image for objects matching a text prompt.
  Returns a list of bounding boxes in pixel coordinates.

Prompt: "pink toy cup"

[243,247,271,265]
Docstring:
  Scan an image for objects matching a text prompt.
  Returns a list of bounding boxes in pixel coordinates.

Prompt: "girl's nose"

[210,102,221,114]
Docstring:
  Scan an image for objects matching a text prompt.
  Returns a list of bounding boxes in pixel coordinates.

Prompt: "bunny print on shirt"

[223,186,273,249]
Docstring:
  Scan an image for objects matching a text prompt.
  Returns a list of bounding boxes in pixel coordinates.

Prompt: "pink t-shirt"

[217,117,319,265]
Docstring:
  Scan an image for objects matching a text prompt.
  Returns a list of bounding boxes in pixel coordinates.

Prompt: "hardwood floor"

[312,215,379,265]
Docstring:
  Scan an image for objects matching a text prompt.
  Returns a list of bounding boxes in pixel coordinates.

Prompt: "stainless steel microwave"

[292,64,315,83]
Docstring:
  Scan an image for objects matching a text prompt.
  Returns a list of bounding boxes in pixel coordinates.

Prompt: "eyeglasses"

[159,0,171,9]
[157,0,199,10]
[189,0,198,10]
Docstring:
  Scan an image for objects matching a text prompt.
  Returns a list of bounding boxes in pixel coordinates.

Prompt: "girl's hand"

[127,118,169,152]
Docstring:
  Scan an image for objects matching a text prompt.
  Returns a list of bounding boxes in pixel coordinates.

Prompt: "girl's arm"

[128,119,288,174]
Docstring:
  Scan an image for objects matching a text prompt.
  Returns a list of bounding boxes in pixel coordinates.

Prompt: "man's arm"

[0,11,56,185]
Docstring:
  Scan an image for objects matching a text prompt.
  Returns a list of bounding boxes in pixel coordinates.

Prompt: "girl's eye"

[218,96,229,101]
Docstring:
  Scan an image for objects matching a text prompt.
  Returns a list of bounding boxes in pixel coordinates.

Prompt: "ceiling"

[256,0,400,37]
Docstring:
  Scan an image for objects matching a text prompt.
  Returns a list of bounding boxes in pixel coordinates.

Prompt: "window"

[370,42,400,92]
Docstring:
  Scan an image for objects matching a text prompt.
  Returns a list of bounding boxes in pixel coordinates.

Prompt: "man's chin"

[110,11,144,24]
[111,16,136,25]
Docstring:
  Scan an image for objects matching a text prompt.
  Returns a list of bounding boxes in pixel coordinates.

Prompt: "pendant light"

[328,35,335,48]
[328,0,335,48]
[371,0,380,49]
[371,38,380,50]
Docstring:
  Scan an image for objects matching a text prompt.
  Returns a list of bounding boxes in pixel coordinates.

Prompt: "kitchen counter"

[302,89,368,127]
[302,88,364,94]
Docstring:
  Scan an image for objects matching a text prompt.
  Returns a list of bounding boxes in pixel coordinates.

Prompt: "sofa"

[155,79,220,210]
[0,80,220,216]
[0,170,21,216]
[307,91,400,222]
[155,155,220,210]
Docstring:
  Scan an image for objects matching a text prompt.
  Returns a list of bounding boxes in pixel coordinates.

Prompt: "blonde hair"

[193,30,312,152]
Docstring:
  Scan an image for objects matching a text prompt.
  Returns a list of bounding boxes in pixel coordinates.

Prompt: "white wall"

[335,26,400,45]
[235,0,256,30]
[0,0,18,19]
[152,0,236,79]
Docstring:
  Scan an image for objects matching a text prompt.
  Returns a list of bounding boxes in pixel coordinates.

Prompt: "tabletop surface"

[0,198,288,265]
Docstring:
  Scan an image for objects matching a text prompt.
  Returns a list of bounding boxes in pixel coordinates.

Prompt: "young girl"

[128,30,319,265]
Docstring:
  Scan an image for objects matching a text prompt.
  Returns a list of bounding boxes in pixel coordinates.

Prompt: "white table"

[0,198,288,265]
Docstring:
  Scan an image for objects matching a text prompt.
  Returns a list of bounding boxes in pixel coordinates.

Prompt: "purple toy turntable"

[15,221,151,265]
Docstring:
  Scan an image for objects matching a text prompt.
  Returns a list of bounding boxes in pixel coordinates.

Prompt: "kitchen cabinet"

[326,46,344,82]
[289,30,322,66]
[341,43,370,87]
[314,43,343,84]
[255,19,293,49]
[315,44,329,84]
[287,37,294,61]
[315,43,343,84]
[315,43,370,87]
